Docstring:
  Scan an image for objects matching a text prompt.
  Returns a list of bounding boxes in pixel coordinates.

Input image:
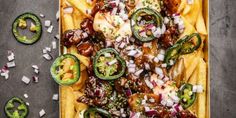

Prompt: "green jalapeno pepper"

[93,48,126,80]
[84,108,111,118]
[4,97,28,118]
[131,8,163,42]
[12,13,42,45]
[164,33,202,67]
[178,83,196,109]
[50,54,80,85]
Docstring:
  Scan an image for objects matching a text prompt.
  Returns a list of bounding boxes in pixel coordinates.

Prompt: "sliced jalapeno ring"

[178,33,202,54]
[12,12,42,45]
[178,83,196,109]
[84,108,111,118]
[164,33,202,67]
[131,8,163,42]
[4,97,28,118]
[93,48,126,80]
[50,54,80,85]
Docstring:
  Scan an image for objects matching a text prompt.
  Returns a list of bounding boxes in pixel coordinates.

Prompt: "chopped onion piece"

[164,17,170,24]
[116,36,123,42]
[45,47,51,52]
[24,93,29,98]
[32,65,39,70]
[52,41,57,49]
[153,57,159,63]
[26,102,30,106]
[145,79,154,89]
[157,54,164,61]
[166,99,174,107]
[161,63,167,68]
[32,76,39,83]
[134,69,143,77]
[54,34,60,40]
[159,49,165,54]
[22,76,30,84]
[7,61,16,68]
[47,25,54,33]
[39,109,46,117]
[34,69,39,74]
[108,59,118,65]
[7,51,15,61]
[196,85,204,93]
[44,20,51,27]
[128,50,138,56]
[119,42,126,49]
[155,67,163,75]
[104,53,111,57]
[111,7,118,15]
[146,110,157,117]
[128,67,135,73]
[56,10,60,20]
[39,13,45,18]
[43,54,52,60]
[52,94,59,101]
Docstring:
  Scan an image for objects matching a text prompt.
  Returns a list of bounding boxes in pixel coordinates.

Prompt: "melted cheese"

[93,12,132,40]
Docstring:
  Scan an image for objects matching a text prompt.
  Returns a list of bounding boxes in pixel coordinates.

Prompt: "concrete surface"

[210,0,236,118]
[0,0,236,118]
[0,0,59,117]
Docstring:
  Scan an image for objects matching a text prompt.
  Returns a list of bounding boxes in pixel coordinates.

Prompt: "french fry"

[197,58,207,118]
[182,0,201,26]
[73,9,87,29]
[67,0,92,18]
[179,16,196,39]
[196,0,207,35]
[60,86,75,118]
[72,70,88,91]
[68,45,91,67]
[179,51,200,82]
[63,13,74,31]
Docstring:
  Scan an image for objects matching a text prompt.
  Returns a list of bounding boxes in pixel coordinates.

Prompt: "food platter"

[57,0,210,117]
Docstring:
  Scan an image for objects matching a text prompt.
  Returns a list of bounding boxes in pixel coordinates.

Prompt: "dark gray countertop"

[0,0,236,118]
[210,0,236,118]
[0,0,59,117]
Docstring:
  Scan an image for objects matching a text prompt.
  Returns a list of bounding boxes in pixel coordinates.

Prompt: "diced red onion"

[119,42,126,49]
[56,11,60,20]
[108,59,118,65]
[111,7,118,15]
[145,79,154,89]
[7,51,15,61]
[128,67,135,73]
[7,61,16,68]
[153,57,159,63]
[43,54,52,60]
[22,76,30,84]
[128,50,138,56]
[39,109,46,117]
[32,76,39,83]
[125,89,132,96]
[45,20,51,27]
[157,54,164,61]
[134,69,143,77]
[52,94,59,101]
[151,80,157,87]
[155,67,163,75]
[47,25,54,33]
[145,110,157,117]
[52,41,57,49]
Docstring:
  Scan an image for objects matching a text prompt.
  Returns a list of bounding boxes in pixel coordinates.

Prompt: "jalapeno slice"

[164,33,202,67]
[178,84,196,109]
[50,54,80,85]
[84,108,111,118]
[12,13,42,45]
[93,48,126,80]
[131,8,163,42]
[176,33,202,54]
[4,97,28,118]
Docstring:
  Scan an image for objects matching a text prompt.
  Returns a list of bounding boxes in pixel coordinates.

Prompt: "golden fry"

[72,70,88,91]
[63,13,74,31]
[197,58,207,118]
[196,0,207,35]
